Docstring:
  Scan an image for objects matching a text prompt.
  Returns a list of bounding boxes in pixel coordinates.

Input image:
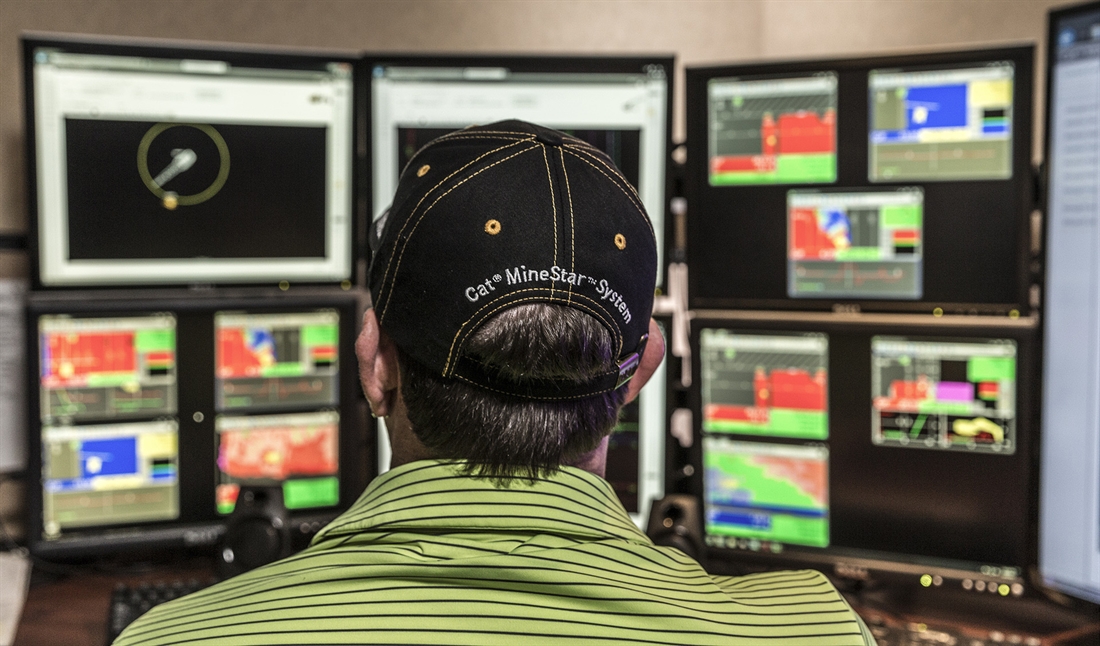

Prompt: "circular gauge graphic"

[137,123,230,210]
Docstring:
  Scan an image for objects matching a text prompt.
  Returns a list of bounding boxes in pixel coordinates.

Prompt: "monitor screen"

[870,336,1016,454]
[705,437,830,548]
[701,330,829,440]
[1039,0,1100,604]
[215,311,340,411]
[42,420,180,536]
[686,46,1033,314]
[38,313,180,538]
[367,56,670,279]
[39,313,177,422]
[26,294,367,558]
[788,188,924,299]
[367,56,672,525]
[24,35,355,287]
[692,316,1036,596]
[708,73,838,185]
[215,411,340,515]
[868,64,1014,182]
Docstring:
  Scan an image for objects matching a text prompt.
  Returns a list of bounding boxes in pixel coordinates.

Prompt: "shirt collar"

[313,460,649,545]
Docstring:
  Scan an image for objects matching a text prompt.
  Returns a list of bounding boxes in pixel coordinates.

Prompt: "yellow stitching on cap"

[541,145,558,301]
[458,352,619,377]
[563,143,647,210]
[377,139,533,322]
[562,141,637,188]
[559,147,575,306]
[451,374,616,400]
[558,134,587,146]
[448,300,620,376]
[563,144,647,213]
[461,291,618,345]
[417,164,430,177]
[485,219,501,235]
[562,147,655,240]
[387,144,534,286]
[423,130,533,143]
[436,130,535,137]
[411,131,534,154]
[382,139,528,309]
[381,144,540,322]
[444,289,623,374]
[563,147,645,215]
[447,291,619,374]
[615,233,626,250]
[399,132,533,195]
[421,134,529,146]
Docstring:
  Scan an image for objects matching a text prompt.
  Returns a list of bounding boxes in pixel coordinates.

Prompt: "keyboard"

[866,618,1043,646]
[106,579,212,644]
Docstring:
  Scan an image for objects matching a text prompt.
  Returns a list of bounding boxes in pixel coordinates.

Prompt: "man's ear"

[355,308,401,417]
[623,318,665,404]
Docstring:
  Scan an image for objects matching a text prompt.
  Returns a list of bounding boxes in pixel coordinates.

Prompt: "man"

[117,120,871,645]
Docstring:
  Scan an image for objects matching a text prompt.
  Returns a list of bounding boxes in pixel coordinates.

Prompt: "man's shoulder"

[710,569,874,644]
[115,540,872,645]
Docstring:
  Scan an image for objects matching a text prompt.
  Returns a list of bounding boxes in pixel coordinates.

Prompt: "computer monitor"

[691,314,1037,597]
[686,46,1034,314]
[1038,0,1100,605]
[365,54,672,277]
[365,55,673,525]
[26,292,368,559]
[23,34,357,288]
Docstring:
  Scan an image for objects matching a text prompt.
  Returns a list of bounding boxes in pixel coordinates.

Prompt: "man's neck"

[386,402,610,479]
[385,393,436,469]
[564,435,609,478]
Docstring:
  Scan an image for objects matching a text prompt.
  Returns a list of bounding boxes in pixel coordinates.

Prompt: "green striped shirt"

[116,460,872,645]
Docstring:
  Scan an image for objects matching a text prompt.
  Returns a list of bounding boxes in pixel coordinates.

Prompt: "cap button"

[535,129,563,147]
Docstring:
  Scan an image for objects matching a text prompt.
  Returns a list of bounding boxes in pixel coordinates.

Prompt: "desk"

[13,561,1100,646]
[14,561,215,646]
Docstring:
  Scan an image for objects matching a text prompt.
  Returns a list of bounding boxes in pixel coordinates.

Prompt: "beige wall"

[0,0,1067,263]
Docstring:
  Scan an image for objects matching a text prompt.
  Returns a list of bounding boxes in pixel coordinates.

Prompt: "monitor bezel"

[687,311,1039,593]
[359,52,675,289]
[24,289,371,560]
[22,32,362,291]
[685,45,1035,315]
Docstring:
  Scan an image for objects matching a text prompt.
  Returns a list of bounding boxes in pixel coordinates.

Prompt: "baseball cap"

[368,120,658,400]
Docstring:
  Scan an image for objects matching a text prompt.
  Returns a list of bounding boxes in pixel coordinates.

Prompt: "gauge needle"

[153,148,197,187]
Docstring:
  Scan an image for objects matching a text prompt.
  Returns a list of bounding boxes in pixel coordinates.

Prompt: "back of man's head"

[368,120,658,479]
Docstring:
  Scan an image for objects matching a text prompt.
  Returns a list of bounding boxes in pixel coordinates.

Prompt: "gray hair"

[396,304,627,480]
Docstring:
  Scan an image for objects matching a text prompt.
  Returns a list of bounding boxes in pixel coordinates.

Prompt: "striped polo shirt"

[116,460,872,645]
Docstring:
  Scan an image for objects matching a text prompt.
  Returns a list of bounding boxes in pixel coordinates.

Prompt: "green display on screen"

[704,439,829,548]
[284,476,340,510]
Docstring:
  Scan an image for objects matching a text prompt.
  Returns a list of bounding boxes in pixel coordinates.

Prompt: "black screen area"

[692,317,1035,574]
[25,294,369,559]
[65,119,328,260]
[825,334,1025,564]
[397,127,642,190]
[605,398,640,513]
[685,47,1033,313]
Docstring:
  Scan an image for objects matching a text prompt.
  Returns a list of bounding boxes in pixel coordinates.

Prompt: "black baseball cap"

[369,120,657,400]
